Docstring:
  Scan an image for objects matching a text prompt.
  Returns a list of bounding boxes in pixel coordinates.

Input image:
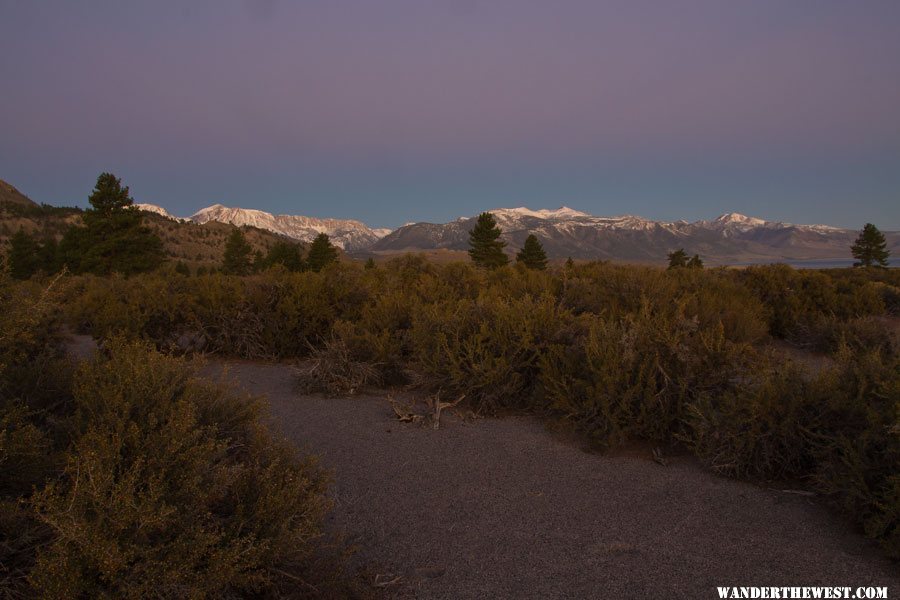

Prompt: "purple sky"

[2,0,899,229]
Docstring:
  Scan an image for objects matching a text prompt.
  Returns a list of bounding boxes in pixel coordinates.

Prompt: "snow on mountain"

[189,204,389,251]
[135,204,186,222]
[371,206,868,264]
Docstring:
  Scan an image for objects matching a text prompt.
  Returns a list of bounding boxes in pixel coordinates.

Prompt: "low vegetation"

[51,257,900,558]
[0,274,362,598]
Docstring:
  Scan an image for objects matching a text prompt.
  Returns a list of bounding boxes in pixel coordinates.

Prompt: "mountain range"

[127,202,900,265]
[7,183,895,264]
[368,207,894,265]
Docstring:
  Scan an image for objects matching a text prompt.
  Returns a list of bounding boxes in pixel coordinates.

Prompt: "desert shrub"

[812,348,900,558]
[29,340,334,598]
[410,292,574,412]
[737,265,886,350]
[682,359,822,479]
[540,302,752,448]
[297,322,380,396]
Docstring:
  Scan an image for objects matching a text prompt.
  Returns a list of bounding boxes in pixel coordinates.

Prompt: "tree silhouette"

[7,228,39,279]
[222,228,253,275]
[468,212,508,269]
[851,223,890,268]
[515,234,548,270]
[306,233,339,272]
[62,173,164,275]
[667,248,689,269]
[262,241,304,272]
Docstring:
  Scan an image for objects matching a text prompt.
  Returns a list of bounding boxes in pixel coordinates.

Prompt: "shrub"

[297,322,380,396]
[812,348,900,558]
[682,359,822,479]
[410,292,572,412]
[29,340,333,598]
[540,302,752,448]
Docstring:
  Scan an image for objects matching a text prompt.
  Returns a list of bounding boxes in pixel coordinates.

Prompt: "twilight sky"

[2,0,899,229]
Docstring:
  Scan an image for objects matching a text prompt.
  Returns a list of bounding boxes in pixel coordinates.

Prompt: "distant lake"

[728,258,898,269]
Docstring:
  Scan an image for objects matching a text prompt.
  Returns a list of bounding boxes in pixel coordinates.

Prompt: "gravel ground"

[203,360,899,599]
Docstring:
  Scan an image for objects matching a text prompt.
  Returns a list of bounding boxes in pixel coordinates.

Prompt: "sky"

[1,0,899,229]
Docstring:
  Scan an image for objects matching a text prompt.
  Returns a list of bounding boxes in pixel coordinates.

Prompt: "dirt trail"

[202,360,898,599]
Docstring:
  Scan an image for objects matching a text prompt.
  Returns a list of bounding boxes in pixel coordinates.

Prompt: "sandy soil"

[201,360,899,599]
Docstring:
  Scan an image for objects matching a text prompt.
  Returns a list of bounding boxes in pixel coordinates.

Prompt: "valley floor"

[203,360,899,599]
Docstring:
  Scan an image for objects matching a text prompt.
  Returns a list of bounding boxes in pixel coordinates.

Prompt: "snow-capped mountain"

[135,204,187,222]
[189,204,389,251]
[371,207,896,264]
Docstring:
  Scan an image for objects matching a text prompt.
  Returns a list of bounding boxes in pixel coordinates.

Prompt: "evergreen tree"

[222,228,253,275]
[515,234,548,270]
[306,233,339,272]
[468,212,508,269]
[7,228,39,280]
[667,248,689,269]
[262,241,304,272]
[851,223,890,268]
[565,257,574,269]
[364,257,376,270]
[63,173,164,275]
[37,237,60,274]
[687,254,704,269]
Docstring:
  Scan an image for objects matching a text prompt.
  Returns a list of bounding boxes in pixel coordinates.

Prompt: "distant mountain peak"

[490,206,591,219]
[189,204,388,251]
[135,203,185,221]
[714,212,767,226]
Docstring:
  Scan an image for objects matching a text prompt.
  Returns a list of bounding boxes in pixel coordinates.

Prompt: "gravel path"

[204,360,898,598]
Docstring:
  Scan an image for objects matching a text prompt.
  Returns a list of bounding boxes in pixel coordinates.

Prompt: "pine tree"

[37,237,60,274]
[468,212,508,269]
[851,223,890,268]
[687,254,704,269]
[64,173,164,275]
[515,234,548,270]
[306,233,339,272]
[667,248,689,269]
[364,257,376,270]
[222,228,253,275]
[262,241,304,272]
[7,228,39,280]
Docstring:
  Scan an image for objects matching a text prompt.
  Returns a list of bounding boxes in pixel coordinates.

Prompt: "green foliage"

[738,264,886,351]
[7,228,39,280]
[687,254,703,269]
[667,248,688,269]
[306,233,339,273]
[516,234,548,270]
[852,223,890,268]
[30,340,331,598]
[0,278,356,595]
[683,359,822,479]
[262,240,305,272]
[49,257,900,558]
[468,212,509,269]
[222,228,253,275]
[541,305,751,448]
[61,173,164,276]
[364,257,376,270]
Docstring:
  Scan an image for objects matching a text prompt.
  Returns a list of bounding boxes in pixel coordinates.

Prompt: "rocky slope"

[188,204,388,251]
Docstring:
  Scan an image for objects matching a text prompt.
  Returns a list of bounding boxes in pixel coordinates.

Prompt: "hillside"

[0,179,303,269]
